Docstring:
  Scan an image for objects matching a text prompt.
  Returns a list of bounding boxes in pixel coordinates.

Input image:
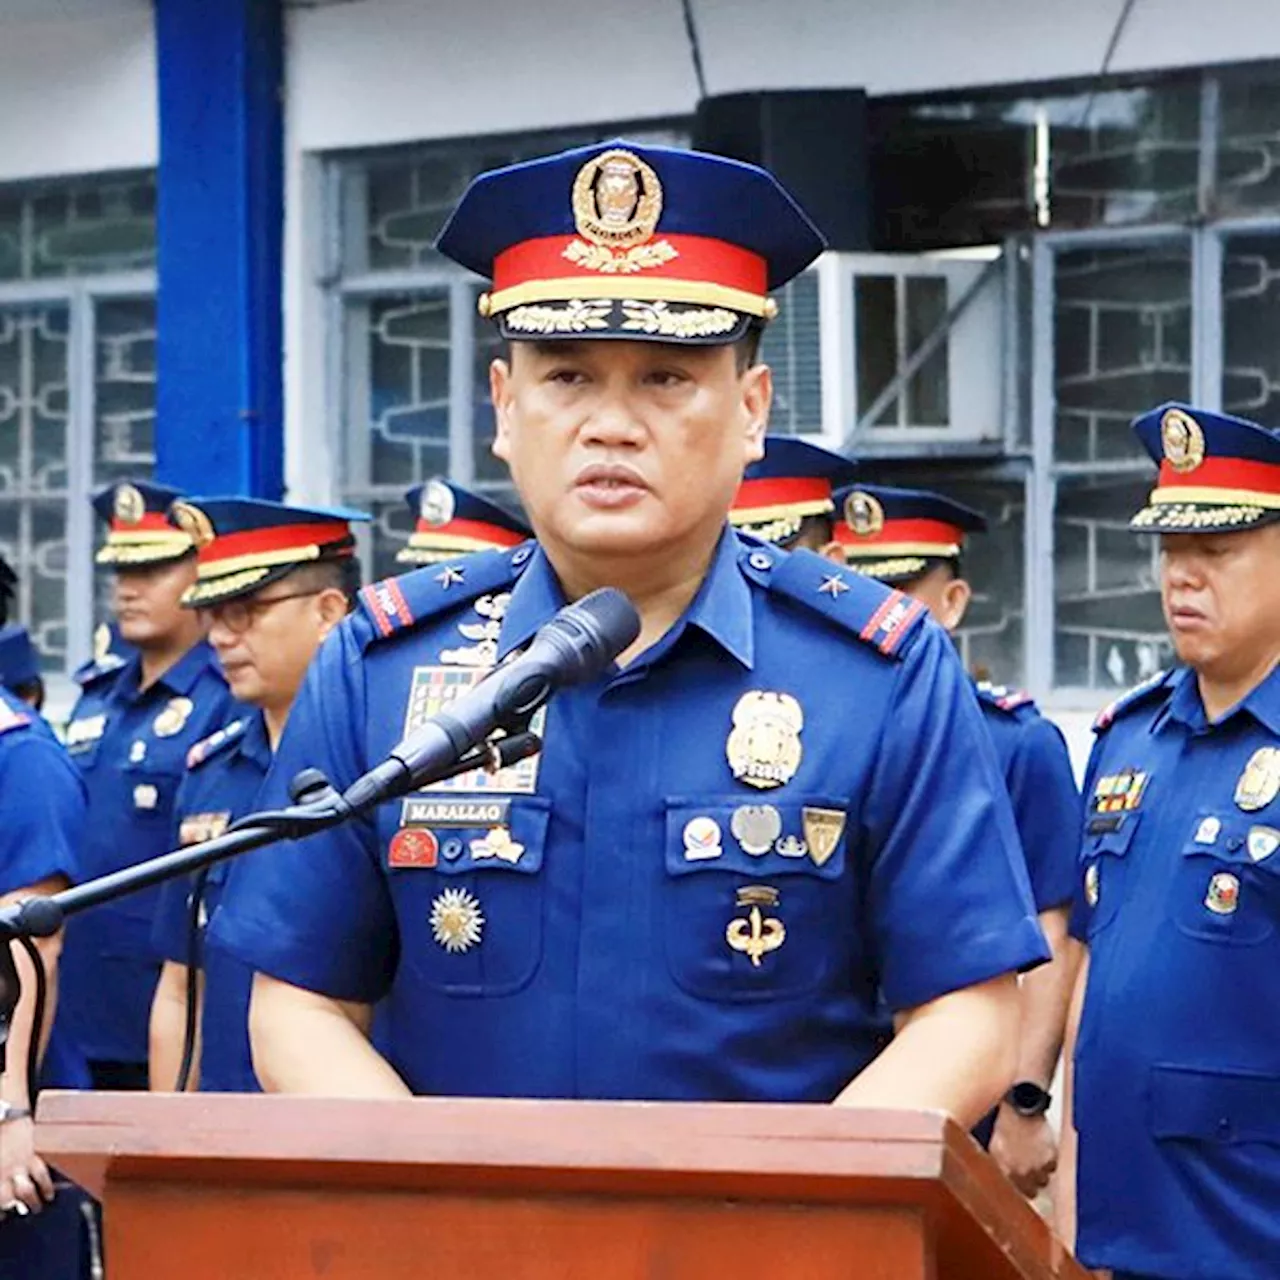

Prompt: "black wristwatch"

[1005,1081,1052,1118]
[0,1101,32,1125]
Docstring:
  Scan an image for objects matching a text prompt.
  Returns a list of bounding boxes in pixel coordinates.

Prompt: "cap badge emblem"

[844,490,885,537]
[1160,407,1205,473]
[114,483,146,525]
[566,148,677,274]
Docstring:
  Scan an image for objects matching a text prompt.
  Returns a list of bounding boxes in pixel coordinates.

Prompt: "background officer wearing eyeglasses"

[148,499,367,1094]
[53,480,232,1093]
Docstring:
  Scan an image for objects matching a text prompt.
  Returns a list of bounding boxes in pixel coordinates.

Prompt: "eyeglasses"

[200,589,321,635]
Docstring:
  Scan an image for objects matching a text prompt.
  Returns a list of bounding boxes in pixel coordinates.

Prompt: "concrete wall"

[0,6,156,181]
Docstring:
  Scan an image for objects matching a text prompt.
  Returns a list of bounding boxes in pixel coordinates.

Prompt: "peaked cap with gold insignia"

[1130,402,1280,533]
[170,497,370,607]
[397,479,531,566]
[729,437,856,546]
[92,479,194,567]
[436,140,826,345]
[831,483,988,584]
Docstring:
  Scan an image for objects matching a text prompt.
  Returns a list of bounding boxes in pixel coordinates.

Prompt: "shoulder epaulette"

[741,541,927,660]
[0,698,31,737]
[1093,669,1175,733]
[357,544,527,648]
[975,680,1037,715]
[72,652,125,688]
[186,718,247,770]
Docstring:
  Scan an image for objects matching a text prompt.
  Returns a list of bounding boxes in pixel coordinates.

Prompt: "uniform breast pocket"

[1080,813,1140,936]
[662,796,850,1004]
[388,796,550,996]
[1171,810,1280,947]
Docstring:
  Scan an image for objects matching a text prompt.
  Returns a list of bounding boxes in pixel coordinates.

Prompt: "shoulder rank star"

[818,574,849,598]
[435,565,465,589]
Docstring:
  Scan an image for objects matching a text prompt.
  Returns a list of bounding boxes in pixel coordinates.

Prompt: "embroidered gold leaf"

[503,300,613,335]
[562,238,679,275]
[619,300,739,339]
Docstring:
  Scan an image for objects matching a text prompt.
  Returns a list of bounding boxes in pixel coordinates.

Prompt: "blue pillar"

[153,0,284,498]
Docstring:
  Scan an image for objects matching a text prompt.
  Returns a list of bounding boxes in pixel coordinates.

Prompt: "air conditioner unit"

[760,249,1007,453]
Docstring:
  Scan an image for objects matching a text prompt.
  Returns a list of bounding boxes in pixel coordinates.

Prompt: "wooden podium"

[37,1093,1086,1279]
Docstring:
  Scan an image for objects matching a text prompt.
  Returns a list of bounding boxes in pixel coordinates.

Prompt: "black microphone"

[339,587,639,812]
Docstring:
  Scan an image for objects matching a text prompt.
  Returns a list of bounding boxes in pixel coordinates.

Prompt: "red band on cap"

[199,522,351,566]
[732,476,833,513]
[1158,455,1280,494]
[413,516,526,548]
[494,234,768,297]
[110,513,173,535]
[838,517,965,549]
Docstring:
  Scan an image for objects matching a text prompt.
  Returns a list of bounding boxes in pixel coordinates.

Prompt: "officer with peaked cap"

[1061,404,1280,1279]
[149,498,368,1094]
[0,554,89,1274]
[53,480,232,1093]
[214,141,1045,1116]
[396,479,531,567]
[835,482,1082,1197]
[0,622,44,711]
[729,436,855,553]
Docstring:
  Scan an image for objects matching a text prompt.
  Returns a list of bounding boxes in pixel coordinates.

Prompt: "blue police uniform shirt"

[1071,663,1280,1280]
[152,712,269,1094]
[214,531,1047,1101]
[57,640,231,1067]
[973,682,1080,912]
[0,689,83,896]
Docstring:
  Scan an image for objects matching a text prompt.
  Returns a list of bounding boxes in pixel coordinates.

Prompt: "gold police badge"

[419,479,456,528]
[572,149,663,249]
[170,501,216,549]
[113,483,146,525]
[93,622,112,665]
[844,489,885,537]
[1160,407,1205,474]
[1235,747,1280,812]
[153,696,194,738]
[565,149,677,274]
[1084,862,1100,908]
[726,691,803,790]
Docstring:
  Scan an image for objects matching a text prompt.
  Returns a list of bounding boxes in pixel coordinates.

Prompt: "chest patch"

[1091,768,1149,814]
[179,812,232,846]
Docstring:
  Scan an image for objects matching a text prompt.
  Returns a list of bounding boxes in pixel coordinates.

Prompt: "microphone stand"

[0,727,542,1081]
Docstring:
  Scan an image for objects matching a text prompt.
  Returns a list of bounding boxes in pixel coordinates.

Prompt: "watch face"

[1010,1082,1051,1115]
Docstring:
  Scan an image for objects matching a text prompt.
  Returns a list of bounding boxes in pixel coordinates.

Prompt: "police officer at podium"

[214,140,1047,1116]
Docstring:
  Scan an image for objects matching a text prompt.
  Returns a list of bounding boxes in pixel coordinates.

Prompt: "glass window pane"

[904,275,948,426]
[0,174,156,283]
[1053,243,1191,465]
[759,270,822,436]
[1216,67,1280,218]
[854,274,898,426]
[363,291,452,487]
[1053,472,1172,691]
[1222,233,1280,421]
[342,122,691,275]
[871,80,1201,249]
[0,305,71,674]
[94,298,157,489]
[471,291,515,501]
